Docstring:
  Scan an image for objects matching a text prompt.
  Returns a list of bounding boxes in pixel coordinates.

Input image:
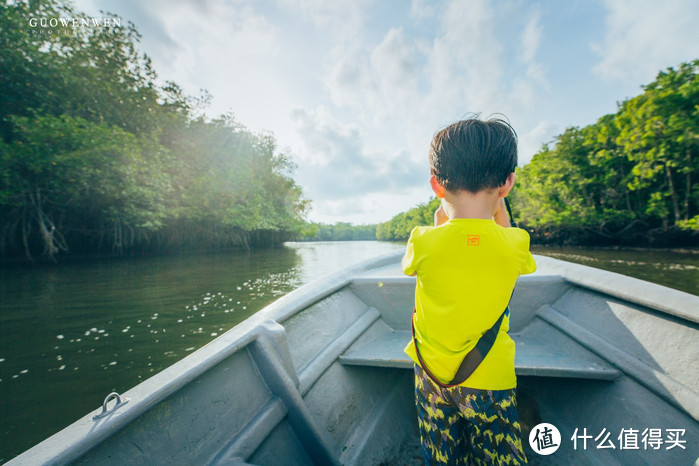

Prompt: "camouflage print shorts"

[414,364,527,465]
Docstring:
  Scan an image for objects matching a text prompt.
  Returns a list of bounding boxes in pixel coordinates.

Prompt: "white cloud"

[290,106,362,170]
[304,0,559,222]
[509,61,549,108]
[518,120,560,165]
[593,0,699,82]
[410,0,435,20]
[155,2,289,122]
[327,0,514,129]
[291,108,426,195]
[290,107,427,221]
[324,26,424,130]
[520,9,542,64]
[370,28,420,99]
[311,187,432,224]
[426,0,504,113]
[275,0,367,34]
[326,50,375,110]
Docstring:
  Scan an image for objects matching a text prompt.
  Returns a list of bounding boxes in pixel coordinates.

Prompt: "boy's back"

[403,217,536,389]
[405,116,535,465]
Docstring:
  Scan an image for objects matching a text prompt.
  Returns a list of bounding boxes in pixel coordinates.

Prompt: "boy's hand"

[434,204,449,226]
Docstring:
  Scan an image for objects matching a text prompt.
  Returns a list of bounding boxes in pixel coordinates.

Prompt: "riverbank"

[0,230,293,267]
[525,223,699,248]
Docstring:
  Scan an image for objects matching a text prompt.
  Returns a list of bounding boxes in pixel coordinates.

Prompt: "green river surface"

[0,241,696,462]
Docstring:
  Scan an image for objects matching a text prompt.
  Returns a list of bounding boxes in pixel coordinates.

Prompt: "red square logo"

[467,235,480,246]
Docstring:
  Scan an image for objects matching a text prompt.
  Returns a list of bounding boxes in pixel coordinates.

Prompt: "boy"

[402,117,536,465]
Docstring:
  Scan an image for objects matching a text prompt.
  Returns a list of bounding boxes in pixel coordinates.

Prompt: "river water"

[0,241,696,462]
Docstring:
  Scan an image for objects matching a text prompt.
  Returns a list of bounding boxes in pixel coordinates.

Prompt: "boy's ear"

[499,172,516,198]
[430,175,446,199]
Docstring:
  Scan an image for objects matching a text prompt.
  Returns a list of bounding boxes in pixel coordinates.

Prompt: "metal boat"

[10,252,699,464]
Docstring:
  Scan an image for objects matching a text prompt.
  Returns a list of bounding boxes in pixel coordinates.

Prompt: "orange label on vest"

[467,235,480,246]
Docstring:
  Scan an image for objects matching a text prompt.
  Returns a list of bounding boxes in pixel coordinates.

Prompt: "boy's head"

[429,116,517,193]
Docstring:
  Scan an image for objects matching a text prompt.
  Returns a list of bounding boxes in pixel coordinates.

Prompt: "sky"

[73,0,699,225]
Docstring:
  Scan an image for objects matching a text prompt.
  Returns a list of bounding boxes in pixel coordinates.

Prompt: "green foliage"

[302,222,377,241]
[515,60,698,240]
[678,215,699,231]
[376,198,439,241]
[3,114,170,225]
[0,0,309,260]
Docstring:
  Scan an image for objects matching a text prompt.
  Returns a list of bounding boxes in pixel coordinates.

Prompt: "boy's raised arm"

[434,204,449,227]
[494,199,511,228]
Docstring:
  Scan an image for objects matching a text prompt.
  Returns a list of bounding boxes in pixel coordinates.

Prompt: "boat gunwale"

[531,255,699,324]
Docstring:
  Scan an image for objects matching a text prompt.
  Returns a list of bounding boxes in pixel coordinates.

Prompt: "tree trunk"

[22,202,33,261]
[665,163,681,224]
[27,187,68,261]
[620,164,633,214]
[685,150,692,221]
[625,189,633,214]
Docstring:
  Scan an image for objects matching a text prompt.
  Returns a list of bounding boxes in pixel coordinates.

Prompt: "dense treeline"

[378,61,699,246]
[514,60,698,246]
[376,198,438,241]
[301,222,377,241]
[0,0,309,262]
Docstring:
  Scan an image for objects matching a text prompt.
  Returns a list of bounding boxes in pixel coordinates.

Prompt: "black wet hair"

[429,115,517,192]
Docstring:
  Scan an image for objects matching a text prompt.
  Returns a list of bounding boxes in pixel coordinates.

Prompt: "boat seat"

[340,318,621,381]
